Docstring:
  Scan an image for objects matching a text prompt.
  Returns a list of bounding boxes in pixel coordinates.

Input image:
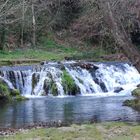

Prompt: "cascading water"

[0,61,140,97]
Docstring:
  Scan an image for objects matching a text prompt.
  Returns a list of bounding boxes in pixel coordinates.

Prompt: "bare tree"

[99,0,140,72]
[31,0,36,47]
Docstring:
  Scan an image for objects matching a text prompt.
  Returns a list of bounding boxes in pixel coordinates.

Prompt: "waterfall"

[0,61,140,97]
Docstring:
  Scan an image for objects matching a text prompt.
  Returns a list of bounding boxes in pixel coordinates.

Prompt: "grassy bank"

[0,37,109,66]
[0,48,106,66]
[1,122,140,140]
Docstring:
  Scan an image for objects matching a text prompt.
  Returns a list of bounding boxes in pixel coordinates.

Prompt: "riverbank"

[1,122,140,140]
[0,45,128,66]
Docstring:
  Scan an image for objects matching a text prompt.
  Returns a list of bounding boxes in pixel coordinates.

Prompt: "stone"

[114,87,123,93]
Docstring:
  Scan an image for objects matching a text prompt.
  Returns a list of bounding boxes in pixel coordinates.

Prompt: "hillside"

[0,0,140,65]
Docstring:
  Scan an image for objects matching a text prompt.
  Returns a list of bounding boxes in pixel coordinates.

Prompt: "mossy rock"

[0,79,10,97]
[123,99,140,111]
[62,70,80,95]
[10,89,20,96]
[51,83,58,96]
[0,79,28,102]
[132,88,140,98]
[32,73,40,90]
[14,95,29,101]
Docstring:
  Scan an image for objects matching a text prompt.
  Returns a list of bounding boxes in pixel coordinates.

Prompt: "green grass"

[1,122,140,140]
[0,37,109,66]
[0,49,74,60]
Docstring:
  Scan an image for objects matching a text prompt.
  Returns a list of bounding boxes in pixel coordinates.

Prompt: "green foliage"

[62,70,79,95]
[39,36,77,53]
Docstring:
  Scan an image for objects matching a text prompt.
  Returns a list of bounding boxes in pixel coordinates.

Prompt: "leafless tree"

[99,0,140,72]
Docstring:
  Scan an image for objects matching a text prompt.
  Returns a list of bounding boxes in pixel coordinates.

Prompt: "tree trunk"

[0,24,6,50]
[32,2,36,47]
[21,0,25,47]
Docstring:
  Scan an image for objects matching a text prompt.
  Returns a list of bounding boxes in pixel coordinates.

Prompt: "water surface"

[0,95,140,128]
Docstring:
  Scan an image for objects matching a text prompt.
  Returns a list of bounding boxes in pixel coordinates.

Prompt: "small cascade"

[0,61,140,97]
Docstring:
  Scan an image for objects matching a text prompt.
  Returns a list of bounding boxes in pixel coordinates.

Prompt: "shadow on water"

[0,95,140,128]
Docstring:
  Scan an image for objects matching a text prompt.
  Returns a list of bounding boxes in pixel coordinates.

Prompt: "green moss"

[10,89,20,96]
[62,70,80,95]
[14,95,28,101]
[32,73,40,90]
[132,88,140,98]
[123,99,140,111]
[0,79,28,102]
[123,88,140,111]
[0,79,10,98]
[51,83,58,96]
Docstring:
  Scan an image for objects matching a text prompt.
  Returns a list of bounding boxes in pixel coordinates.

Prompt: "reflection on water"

[0,96,140,128]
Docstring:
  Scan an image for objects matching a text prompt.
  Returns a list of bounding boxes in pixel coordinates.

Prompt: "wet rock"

[43,79,50,95]
[71,62,98,70]
[137,84,140,88]
[64,57,73,60]
[114,87,123,93]
[40,61,45,65]
[32,73,40,91]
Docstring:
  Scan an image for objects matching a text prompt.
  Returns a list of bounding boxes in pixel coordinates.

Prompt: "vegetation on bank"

[1,122,140,140]
[123,87,140,111]
[0,41,108,66]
